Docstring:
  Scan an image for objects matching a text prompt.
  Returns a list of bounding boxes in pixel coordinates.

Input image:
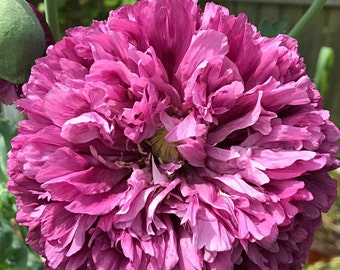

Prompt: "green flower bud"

[0,0,46,84]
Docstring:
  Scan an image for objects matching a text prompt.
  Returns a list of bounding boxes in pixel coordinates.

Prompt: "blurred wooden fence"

[200,0,340,126]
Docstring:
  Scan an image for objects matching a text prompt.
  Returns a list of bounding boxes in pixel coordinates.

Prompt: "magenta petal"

[193,206,234,251]
[65,189,127,215]
[215,175,266,202]
[61,112,114,144]
[130,0,199,75]
[177,138,207,167]
[42,165,127,196]
[252,149,316,169]
[66,215,97,256]
[152,156,169,184]
[166,112,206,142]
[146,178,181,234]
[207,92,263,144]
[35,147,91,183]
[176,29,229,88]
[178,228,204,270]
[43,86,89,127]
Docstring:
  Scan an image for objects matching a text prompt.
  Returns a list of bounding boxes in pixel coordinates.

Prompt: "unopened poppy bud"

[0,0,46,84]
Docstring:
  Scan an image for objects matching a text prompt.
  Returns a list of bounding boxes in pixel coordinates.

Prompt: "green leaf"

[0,132,8,182]
[0,187,16,221]
[313,46,335,97]
[0,116,17,152]
[258,19,287,37]
[0,119,17,221]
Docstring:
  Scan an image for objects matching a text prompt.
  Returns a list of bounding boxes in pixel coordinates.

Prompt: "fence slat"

[234,2,259,23]
[258,4,281,24]
[225,0,340,7]
[322,8,340,124]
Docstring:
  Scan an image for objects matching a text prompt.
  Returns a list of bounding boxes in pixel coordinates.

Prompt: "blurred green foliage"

[258,19,287,37]
[304,257,340,270]
[314,46,335,97]
[29,0,137,34]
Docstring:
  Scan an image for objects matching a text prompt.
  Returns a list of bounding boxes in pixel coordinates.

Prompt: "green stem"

[44,0,60,41]
[289,0,327,38]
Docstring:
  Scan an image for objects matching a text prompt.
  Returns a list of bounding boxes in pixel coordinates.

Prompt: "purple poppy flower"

[7,0,340,269]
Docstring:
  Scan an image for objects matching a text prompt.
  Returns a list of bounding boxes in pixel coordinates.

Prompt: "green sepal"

[0,0,46,84]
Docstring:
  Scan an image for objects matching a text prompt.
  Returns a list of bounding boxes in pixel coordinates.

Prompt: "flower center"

[150,128,178,164]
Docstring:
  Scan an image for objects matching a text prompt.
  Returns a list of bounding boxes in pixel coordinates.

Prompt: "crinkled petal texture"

[7,0,340,269]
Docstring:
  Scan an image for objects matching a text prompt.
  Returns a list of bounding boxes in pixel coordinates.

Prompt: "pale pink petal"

[166,112,206,142]
[177,228,204,270]
[61,112,114,144]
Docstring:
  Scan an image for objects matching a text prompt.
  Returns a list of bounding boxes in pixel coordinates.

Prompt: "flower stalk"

[289,0,327,38]
[44,0,60,41]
